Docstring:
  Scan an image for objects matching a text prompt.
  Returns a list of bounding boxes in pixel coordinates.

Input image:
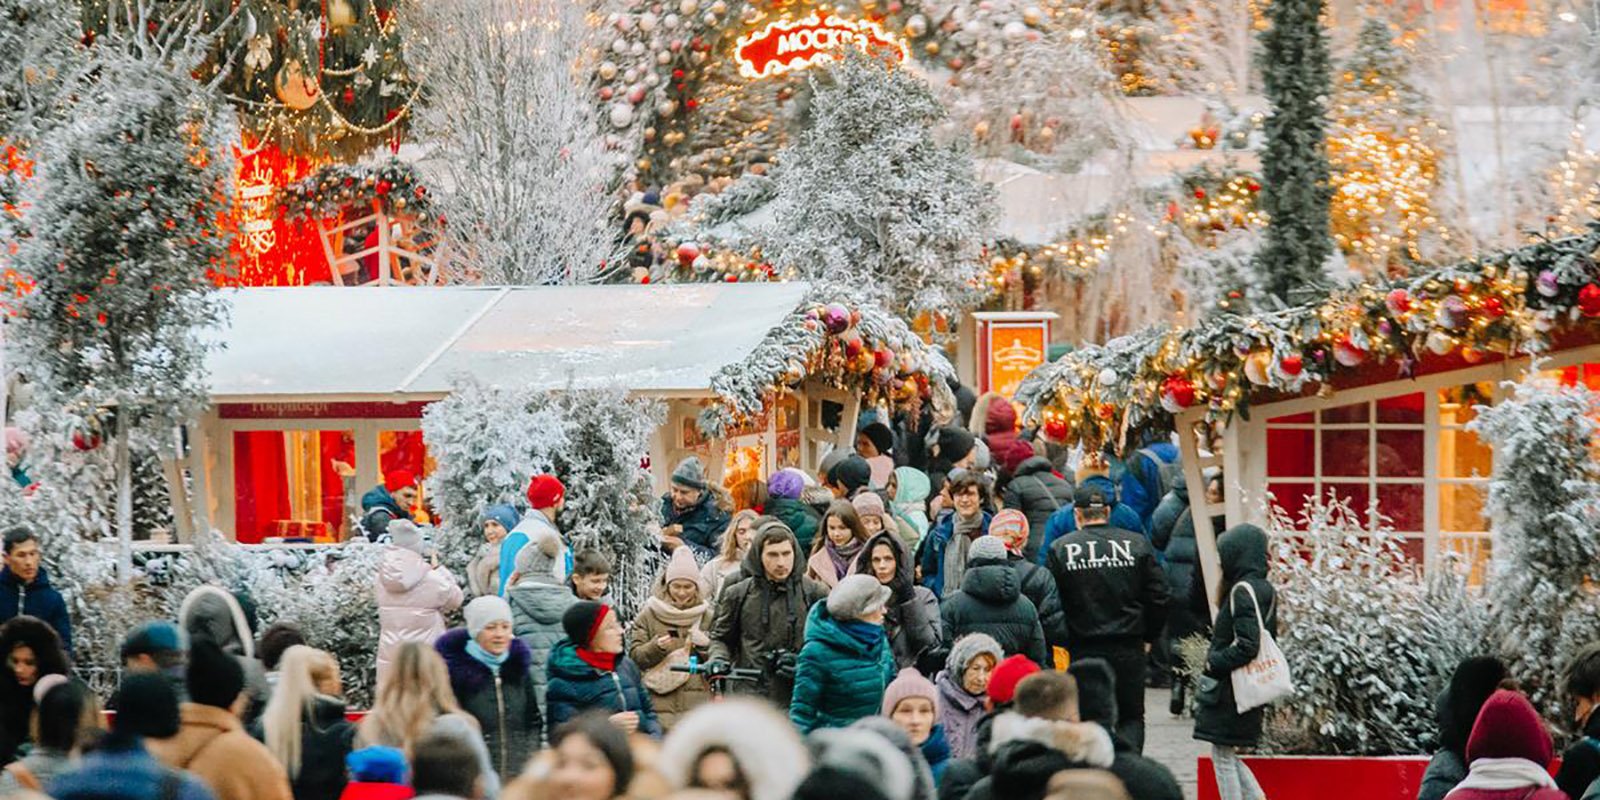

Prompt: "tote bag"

[1229,581,1293,713]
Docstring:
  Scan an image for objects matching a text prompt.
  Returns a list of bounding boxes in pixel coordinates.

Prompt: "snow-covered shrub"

[422,380,665,616]
[1470,370,1600,722]
[1264,494,1483,754]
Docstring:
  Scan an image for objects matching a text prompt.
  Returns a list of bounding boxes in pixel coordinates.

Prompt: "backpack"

[1137,447,1181,502]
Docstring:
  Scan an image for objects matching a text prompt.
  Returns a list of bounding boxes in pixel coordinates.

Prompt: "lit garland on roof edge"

[1015,221,1600,449]
[278,157,432,220]
[700,290,954,436]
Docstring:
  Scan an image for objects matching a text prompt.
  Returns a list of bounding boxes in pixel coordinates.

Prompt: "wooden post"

[1176,408,1225,620]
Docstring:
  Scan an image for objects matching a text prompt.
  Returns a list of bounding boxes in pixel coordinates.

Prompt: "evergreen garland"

[1251,0,1333,305]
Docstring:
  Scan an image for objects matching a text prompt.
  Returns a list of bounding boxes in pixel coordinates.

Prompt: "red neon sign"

[735,14,908,79]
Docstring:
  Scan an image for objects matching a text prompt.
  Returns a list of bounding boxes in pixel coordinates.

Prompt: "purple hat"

[768,468,807,501]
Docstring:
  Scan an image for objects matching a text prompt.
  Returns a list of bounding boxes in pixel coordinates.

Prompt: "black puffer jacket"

[999,457,1074,561]
[436,628,543,778]
[1193,524,1278,748]
[939,559,1047,666]
[708,521,828,707]
[855,532,942,670]
[248,696,357,800]
[1011,554,1067,650]
[1151,474,1205,643]
[1068,657,1184,800]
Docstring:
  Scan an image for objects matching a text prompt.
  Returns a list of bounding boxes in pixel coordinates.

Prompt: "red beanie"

[1466,690,1552,766]
[527,474,566,510]
[987,654,1041,705]
[383,469,416,492]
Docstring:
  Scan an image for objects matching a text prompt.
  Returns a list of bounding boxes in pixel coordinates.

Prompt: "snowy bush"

[1264,494,1483,755]
[422,380,665,616]
[1470,370,1600,722]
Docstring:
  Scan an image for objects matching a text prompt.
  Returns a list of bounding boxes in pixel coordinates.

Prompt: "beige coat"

[626,596,714,731]
[149,703,292,800]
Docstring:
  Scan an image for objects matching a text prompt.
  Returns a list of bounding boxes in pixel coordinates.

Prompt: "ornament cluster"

[279,157,431,221]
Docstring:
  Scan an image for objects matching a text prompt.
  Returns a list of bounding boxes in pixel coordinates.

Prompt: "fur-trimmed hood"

[435,627,533,695]
[987,711,1115,768]
[178,585,254,659]
[657,699,809,800]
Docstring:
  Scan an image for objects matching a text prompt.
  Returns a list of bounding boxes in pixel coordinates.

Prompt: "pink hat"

[880,667,939,717]
[663,545,704,593]
[990,510,1029,554]
[1466,690,1553,766]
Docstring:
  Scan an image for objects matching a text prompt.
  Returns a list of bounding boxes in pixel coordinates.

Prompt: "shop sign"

[735,13,907,79]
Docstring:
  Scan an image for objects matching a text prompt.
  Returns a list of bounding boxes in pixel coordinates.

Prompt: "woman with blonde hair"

[701,510,758,601]
[255,646,356,800]
[357,641,502,798]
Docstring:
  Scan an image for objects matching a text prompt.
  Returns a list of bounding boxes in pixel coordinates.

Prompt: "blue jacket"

[918,510,992,598]
[544,640,662,739]
[1036,476,1143,567]
[48,734,215,800]
[660,492,730,561]
[358,486,406,541]
[923,724,953,785]
[1114,443,1178,529]
[789,602,896,734]
[0,567,71,654]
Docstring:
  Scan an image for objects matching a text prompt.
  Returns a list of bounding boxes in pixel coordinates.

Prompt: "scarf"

[465,640,509,674]
[837,619,886,648]
[644,594,709,629]
[576,647,620,672]
[826,537,865,580]
[942,513,985,594]
[1446,758,1557,795]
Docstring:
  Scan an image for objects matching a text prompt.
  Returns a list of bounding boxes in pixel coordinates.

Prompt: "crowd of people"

[3,384,1589,800]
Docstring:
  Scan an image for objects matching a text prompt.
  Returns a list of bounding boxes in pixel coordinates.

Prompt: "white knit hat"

[464,595,513,637]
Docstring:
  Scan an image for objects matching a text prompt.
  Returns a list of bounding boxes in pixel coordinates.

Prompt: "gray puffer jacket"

[507,578,578,712]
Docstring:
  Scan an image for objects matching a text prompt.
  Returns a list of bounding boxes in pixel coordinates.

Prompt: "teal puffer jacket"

[789,601,896,734]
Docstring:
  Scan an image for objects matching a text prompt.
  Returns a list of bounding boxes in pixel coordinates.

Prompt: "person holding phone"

[627,548,715,731]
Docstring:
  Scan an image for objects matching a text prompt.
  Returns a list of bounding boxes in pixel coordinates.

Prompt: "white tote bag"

[1229,581,1293,713]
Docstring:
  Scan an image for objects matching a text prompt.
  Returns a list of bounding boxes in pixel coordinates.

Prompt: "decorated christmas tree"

[1327,19,1454,275]
[1251,0,1333,305]
[1470,370,1600,721]
[761,53,997,317]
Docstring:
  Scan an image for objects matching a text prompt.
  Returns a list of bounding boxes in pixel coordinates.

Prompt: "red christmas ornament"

[1193,188,1206,199]
[844,336,864,358]
[1580,283,1600,317]
[342,87,355,104]
[1043,418,1069,441]
[375,180,392,196]
[1279,353,1304,377]
[640,274,651,284]
[1160,374,1196,413]
[1385,288,1411,315]
[676,242,700,266]
[72,432,100,451]
[724,274,738,282]
[1482,296,1505,318]
[1247,182,1261,192]
[685,98,699,111]
[873,348,894,369]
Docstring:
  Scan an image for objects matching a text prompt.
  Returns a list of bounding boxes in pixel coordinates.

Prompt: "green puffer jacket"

[789,601,896,734]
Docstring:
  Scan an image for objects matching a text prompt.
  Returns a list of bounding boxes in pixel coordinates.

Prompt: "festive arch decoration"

[733,13,907,79]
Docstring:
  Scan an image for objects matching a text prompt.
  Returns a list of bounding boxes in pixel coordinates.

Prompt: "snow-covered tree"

[1177,225,1260,319]
[0,0,80,139]
[761,53,997,317]
[1266,494,1482,754]
[9,8,236,577]
[422,380,665,616]
[1147,0,1259,96]
[404,0,624,285]
[1470,371,1600,721]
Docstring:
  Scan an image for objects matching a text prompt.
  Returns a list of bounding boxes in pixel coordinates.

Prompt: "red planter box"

[1197,755,1430,800]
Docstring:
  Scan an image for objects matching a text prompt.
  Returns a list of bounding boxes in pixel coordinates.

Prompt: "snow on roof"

[204,283,813,401]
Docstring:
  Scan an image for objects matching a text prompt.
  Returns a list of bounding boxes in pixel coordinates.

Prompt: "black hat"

[859,422,895,456]
[828,455,872,493]
[1073,482,1111,510]
[114,673,181,738]
[187,640,244,709]
[933,427,976,465]
[1067,657,1118,730]
[561,601,611,649]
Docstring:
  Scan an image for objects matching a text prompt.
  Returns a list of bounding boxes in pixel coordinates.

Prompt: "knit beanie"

[769,468,807,501]
[663,546,703,591]
[989,510,1029,554]
[562,601,611,648]
[671,456,709,491]
[818,449,849,481]
[880,667,940,717]
[383,469,415,492]
[388,520,427,554]
[852,491,886,519]
[187,640,245,710]
[526,474,565,510]
[482,504,520,532]
[828,455,872,494]
[968,535,1009,564]
[1466,690,1553,766]
[972,440,992,471]
[514,526,563,583]
[859,422,895,456]
[120,620,188,660]
[946,632,1004,676]
[464,595,513,637]
[798,728,915,800]
[113,673,181,738]
[347,746,409,784]
[934,427,975,464]
[826,574,893,621]
[987,654,1041,706]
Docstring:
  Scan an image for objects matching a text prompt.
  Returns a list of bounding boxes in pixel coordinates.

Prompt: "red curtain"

[233,431,290,544]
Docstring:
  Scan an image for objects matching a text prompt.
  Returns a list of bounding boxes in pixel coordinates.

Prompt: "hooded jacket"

[1194,524,1278,747]
[1036,474,1145,562]
[998,458,1073,562]
[854,532,941,670]
[1445,690,1565,800]
[962,712,1115,800]
[980,401,1035,479]
[939,559,1047,666]
[543,639,661,739]
[1419,658,1509,800]
[1009,554,1068,651]
[0,566,71,654]
[937,634,1003,759]
[358,486,406,541]
[789,601,897,734]
[708,522,827,707]
[891,467,932,542]
[1068,657,1184,800]
[178,586,270,722]
[436,628,543,776]
[660,491,731,561]
[247,696,357,800]
[766,496,821,554]
[656,699,810,800]
[506,578,576,717]
[149,703,294,800]
[1045,519,1170,648]
[374,548,463,687]
[1150,473,1207,643]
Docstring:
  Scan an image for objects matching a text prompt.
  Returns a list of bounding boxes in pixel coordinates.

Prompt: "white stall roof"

[205,283,813,401]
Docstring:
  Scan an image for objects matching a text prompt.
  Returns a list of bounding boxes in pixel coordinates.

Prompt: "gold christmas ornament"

[274,59,321,110]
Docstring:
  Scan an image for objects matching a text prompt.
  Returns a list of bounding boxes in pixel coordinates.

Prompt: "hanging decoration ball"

[822,303,851,334]
[599,61,619,81]
[1278,353,1304,377]
[1536,270,1561,298]
[1332,335,1368,367]
[843,332,865,358]
[1385,288,1412,315]
[1438,295,1470,329]
[724,274,738,283]
[274,60,321,109]
[72,432,100,451]
[1481,296,1506,319]
[1461,347,1486,364]
[609,103,635,128]
[1581,283,1600,317]
[327,0,356,30]
[1426,330,1455,356]
[1534,310,1557,332]
[676,241,700,266]
[1159,375,1196,413]
[1243,350,1273,386]
[1097,367,1118,386]
[1043,417,1069,442]
[874,348,894,369]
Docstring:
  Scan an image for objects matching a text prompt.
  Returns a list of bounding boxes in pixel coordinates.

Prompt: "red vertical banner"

[225,141,328,286]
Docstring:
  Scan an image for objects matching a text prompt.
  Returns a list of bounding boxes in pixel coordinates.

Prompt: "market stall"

[194,283,948,543]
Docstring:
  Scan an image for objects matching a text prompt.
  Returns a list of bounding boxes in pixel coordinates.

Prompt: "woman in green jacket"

[789,574,897,734]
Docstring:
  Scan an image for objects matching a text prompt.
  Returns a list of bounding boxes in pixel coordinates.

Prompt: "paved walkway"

[1143,687,1208,800]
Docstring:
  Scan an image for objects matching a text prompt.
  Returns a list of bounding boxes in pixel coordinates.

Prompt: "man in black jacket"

[1046,482,1170,753]
[1069,657,1185,800]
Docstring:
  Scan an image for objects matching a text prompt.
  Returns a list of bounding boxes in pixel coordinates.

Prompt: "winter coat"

[789,602,896,734]
[1010,555,1067,650]
[856,532,942,670]
[544,639,661,739]
[766,497,821,554]
[149,703,294,800]
[708,523,827,707]
[466,542,500,599]
[499,514,564,596]
[922,725,953,785]
[626,595,714,731]
[699,556,743,603]
[358,486,406,541]
[375,547,463,687]
[1116,442,1178,531]
[1556,711,1600,800]
[660,492,731,561]
[892,467,932,543]
[939,559,1048,666]
[1046,522,1170,648]
[248,696,357,800]
[1420,750,1468,800]
[506,579,577,713]
[938,710,1000,800]
[937,672,987,760]
[48,735,216,800]
[1151,474,1206,644]
[0,567,71,654]
[962,713,1116,800]
[178,586,271,723]
[1193,529,1278,748]
[1036,474,1144,564]
[919,510,992,598]
[805,545,860,590]
[435,628,542,777]
[980,401,1035,479]
[999,458,1073,562]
